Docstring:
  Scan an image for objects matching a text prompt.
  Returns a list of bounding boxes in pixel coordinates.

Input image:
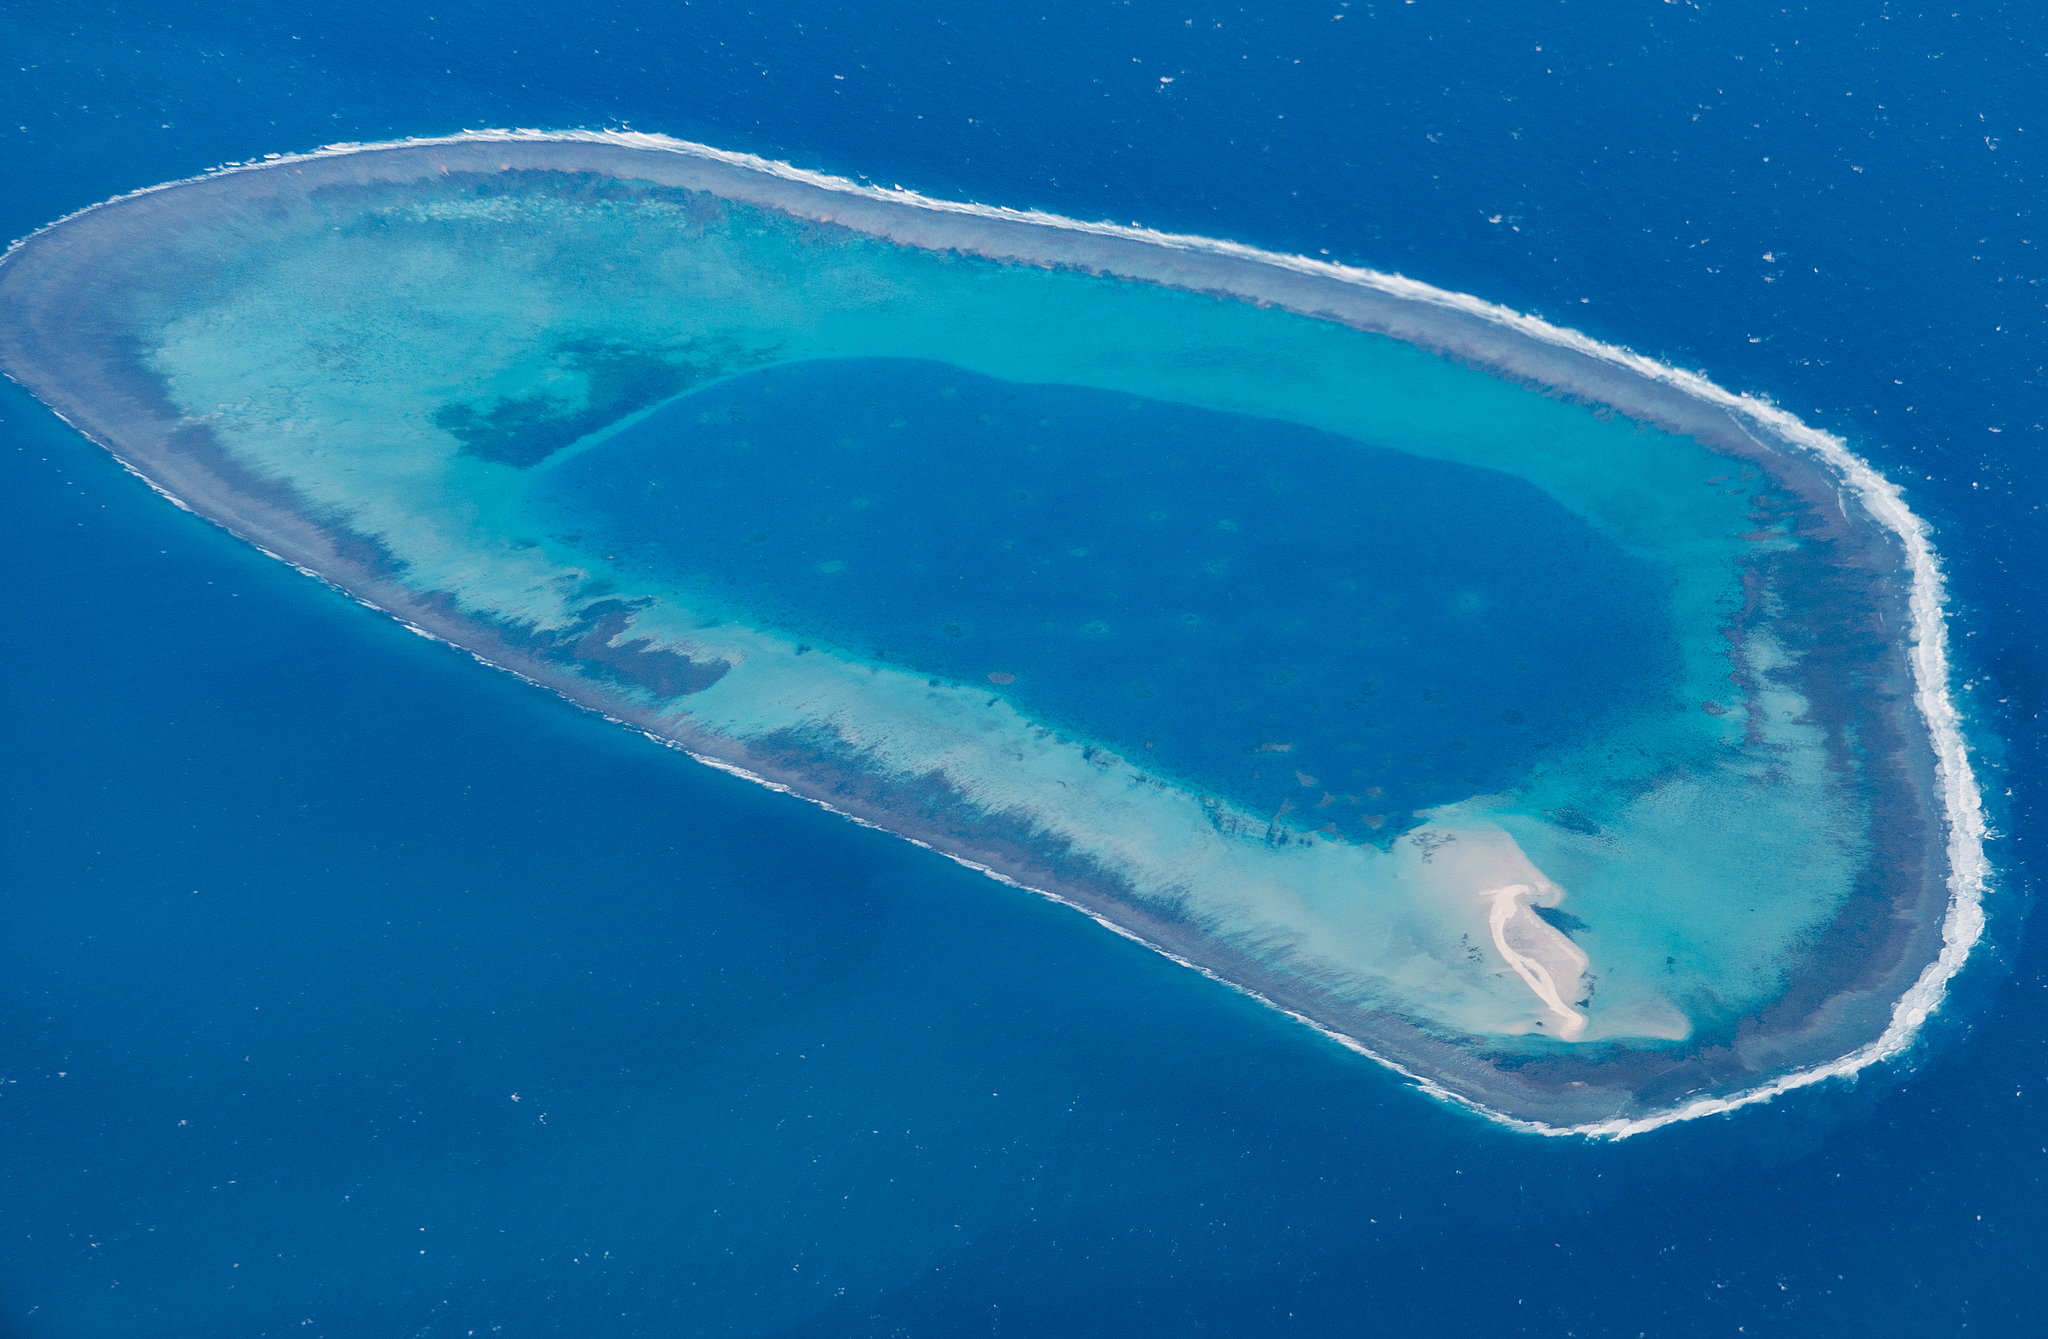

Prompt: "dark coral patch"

[434,339,774,467]
[495,597,729,699]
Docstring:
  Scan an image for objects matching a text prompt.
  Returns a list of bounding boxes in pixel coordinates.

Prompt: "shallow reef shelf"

[0,131,1986,1135]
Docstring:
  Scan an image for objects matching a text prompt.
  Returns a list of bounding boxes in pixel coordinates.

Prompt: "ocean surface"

[1,2,2041,1335]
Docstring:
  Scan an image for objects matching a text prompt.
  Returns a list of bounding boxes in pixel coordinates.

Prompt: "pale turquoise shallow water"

[1,145,1948,1123]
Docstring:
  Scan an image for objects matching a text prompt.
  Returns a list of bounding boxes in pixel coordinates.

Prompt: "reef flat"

[0,132,1985,1133]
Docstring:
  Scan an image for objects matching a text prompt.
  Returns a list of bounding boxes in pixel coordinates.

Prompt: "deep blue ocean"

[2,3,2042,1335]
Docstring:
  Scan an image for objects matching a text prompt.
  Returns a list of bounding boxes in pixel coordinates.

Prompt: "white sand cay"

[1485,883,1591,1040]
[1400,818,1690,1043]
[1394,820,1591,1038]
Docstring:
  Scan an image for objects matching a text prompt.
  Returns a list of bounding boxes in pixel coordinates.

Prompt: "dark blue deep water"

[542,358,1669,831]
[2,4,2041,1335]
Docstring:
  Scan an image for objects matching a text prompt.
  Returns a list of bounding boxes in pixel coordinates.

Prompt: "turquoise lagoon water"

[0,139,1961,1128]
